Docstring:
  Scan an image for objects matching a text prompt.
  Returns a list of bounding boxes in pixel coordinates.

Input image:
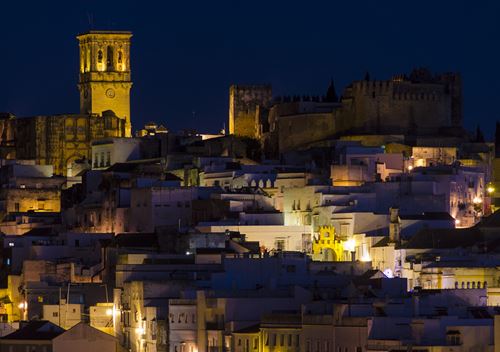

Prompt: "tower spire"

[325,78,338,102]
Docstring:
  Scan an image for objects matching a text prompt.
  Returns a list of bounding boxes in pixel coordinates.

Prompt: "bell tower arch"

[77,31,133,137]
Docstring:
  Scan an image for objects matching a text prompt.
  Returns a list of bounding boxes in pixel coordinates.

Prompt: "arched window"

[118,50,123,63]
[107,46,114,71]
[81,48,85,72]
[97,50,103,63]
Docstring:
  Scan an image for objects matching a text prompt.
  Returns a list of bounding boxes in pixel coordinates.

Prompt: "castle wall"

[338,80,453,135]
[278,113,335,153]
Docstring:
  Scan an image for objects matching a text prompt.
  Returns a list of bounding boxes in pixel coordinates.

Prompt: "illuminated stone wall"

[277,112,335,153]
[229,85,272,138]
[0,188,61,215]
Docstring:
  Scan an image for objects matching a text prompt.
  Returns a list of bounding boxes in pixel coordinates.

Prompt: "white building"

[91,138,141,170]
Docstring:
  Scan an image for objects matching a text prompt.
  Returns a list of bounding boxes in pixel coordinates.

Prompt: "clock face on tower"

[105,88,115,98]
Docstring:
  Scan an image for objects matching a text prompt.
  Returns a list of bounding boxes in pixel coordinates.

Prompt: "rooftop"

[1,321,64,340]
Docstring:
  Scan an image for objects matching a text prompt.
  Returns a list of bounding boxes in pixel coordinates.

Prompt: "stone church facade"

[0,31,132,175]
[15,111,125,176]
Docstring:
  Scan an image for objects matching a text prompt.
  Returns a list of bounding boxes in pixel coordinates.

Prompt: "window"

[238,339,241,346]
[253,338,258,349]
[97,50,103,63]
[288,334,292,346]
[107,46,114,70]
[14,203,19,212]
[280,334,284,346]
[275,239,285,251]
[106,151,111,166]
[52,312,58,317]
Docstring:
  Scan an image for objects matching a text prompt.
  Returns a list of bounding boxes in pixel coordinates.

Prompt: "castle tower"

[77,31,133,137]
[229,85,272,138]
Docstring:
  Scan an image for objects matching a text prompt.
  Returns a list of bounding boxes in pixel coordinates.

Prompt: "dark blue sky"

[2,1,500,136]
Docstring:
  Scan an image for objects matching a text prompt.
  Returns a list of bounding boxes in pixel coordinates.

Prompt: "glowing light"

[383,268,394,278]
[106,309,113,316]
[455,219,460,225]
[18,302,26,309]
[360,253,371,262]
[473,197,482,204]
[487,186,495,194]
[135,327,145,335]
[407,165,413,171]
[343,239,356,252]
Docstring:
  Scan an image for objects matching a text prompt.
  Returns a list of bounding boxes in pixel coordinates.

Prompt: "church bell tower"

[77,31,133,137]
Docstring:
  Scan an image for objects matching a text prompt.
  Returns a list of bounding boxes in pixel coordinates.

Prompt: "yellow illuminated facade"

[77,31,133,137]
[311,226,344,261]
[491,158,500,213]
[0,276,23,322]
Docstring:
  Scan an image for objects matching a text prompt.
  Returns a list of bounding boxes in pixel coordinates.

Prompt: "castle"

[229,68,464,157]
[0,31,132,175]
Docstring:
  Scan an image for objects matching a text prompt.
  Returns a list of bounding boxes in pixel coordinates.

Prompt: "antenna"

[86,12,94,30]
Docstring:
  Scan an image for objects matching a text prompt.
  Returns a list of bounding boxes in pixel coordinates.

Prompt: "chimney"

[389,207,401,242]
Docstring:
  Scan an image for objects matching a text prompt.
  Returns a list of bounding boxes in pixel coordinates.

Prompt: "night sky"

[3,1,500,136]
